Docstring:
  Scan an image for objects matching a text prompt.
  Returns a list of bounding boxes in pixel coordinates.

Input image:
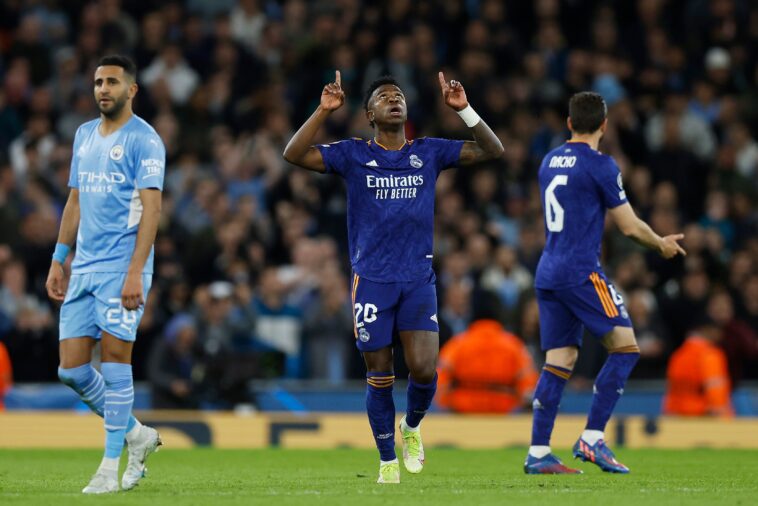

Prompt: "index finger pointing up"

[335,70,341,87]
[438,71,447,88]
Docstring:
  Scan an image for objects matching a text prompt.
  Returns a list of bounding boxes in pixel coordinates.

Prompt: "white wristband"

[456,104,481,128]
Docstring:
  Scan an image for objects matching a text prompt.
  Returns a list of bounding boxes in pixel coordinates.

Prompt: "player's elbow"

[492,141,505,158]
[618,221,638,237]
[282,147,302,165]
[483,142,504,160]
[622,217,649,239]
[143,197,162,217]
[282,148,295,164]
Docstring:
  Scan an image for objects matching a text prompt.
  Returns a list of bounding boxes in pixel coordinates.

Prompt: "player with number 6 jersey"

[284,71,503,483]
[525,92,686,475]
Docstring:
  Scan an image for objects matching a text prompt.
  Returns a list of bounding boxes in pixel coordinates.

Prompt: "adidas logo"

[430,314,437,323]
[366,160,378,167]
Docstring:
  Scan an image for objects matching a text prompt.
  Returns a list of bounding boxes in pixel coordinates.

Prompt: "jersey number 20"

[545,175,568,232]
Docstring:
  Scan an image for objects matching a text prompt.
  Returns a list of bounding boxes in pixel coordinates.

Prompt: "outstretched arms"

[438,72,504,166]
[283,70,345,173]
[608,203,686,259]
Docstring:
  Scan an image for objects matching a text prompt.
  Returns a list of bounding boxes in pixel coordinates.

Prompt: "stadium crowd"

[0,0,757,409]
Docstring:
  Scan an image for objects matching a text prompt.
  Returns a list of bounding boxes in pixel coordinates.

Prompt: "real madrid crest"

[358,327,371,342]
[409,154,423,168]
[110,144,125,161]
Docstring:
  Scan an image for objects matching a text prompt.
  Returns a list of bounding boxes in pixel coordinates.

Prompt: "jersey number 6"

[545,175,568,232]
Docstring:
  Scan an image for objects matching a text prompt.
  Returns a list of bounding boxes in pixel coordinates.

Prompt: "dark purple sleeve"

[315,140,352,177]
[424,137,465,173]
[593,156,628,209]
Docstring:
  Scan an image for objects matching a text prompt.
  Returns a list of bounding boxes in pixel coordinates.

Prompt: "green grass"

[0,448,756,505]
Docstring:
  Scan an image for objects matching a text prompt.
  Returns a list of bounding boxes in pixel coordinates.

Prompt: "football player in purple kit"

[284,71,503,483]
[524,92,686,475]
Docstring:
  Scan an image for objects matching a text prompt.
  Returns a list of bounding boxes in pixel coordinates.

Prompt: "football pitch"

[1,448,755,505]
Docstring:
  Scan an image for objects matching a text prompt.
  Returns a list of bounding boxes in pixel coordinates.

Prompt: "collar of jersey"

[96,115,136,139]
[372,137,409,151]
[565,140,591,147]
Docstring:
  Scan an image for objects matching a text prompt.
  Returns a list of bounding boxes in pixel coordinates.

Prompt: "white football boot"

[82,471,119,494]
[122,425,162,490]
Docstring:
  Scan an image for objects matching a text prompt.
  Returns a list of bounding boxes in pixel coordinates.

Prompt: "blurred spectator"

[148,314,207,409]
[707,289,758,388]
[437,291,537,414]
[230,0,267,52]
[438,278,472,345]
[142,43,200,105]
[626,289,669,379]
[645,89,716,162]
[8,115,56,186]
[480,245,533,312]
[663,318,733,417]
[661,260,711,348]
[302,271,355,382]
[0,341,11,411]
[252,268,303,378]
[195,280,255,359]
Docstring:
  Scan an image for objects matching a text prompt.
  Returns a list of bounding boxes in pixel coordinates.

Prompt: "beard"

[98,92,128,119]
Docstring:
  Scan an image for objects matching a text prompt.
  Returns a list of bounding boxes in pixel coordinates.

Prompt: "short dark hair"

[471,290,504,322]
[568,92,607,134]
[364,75,401,112]
[97,54,137,82]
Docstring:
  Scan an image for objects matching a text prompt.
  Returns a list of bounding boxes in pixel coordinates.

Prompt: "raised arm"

[438,72,504,166]
[608,202,686,259]
[121,188,162,310]
[46,188,80,301]
[283,70,345,173]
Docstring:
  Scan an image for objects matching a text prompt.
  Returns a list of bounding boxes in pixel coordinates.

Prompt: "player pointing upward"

[46,55,165,493]
[525,92,686,474]
[284,71,503,483]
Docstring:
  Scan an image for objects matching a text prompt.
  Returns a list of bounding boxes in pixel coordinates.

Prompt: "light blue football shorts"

[59,272,152,342]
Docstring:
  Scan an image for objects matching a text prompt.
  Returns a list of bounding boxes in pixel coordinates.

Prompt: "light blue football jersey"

[68,115,165,274]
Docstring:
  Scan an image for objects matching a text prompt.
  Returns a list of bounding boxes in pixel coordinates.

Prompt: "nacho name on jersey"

[366,174,425,200]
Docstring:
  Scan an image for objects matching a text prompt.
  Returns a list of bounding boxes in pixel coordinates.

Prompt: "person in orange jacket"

[0,341,12,411]
[437,291,538,413]
[663,317,733,417]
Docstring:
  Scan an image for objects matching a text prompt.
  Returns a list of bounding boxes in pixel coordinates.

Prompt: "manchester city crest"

[409,154,423,168]
[110,144,125,161]
[358,327,371,342]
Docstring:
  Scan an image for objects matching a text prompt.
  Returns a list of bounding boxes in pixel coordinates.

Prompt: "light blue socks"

[58,363,138,434]
[101,362,135,459]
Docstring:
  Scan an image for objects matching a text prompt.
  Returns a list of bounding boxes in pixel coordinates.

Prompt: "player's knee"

[58,364,88,387]
[604,326,637,351]
[58,366,74,386]
[546,346,578,370]
[408,359,437,384]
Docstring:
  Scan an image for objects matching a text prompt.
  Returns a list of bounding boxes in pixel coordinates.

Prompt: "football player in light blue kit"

[524,92,686,474]
[284,71,503,483]
[45,55,165,494]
